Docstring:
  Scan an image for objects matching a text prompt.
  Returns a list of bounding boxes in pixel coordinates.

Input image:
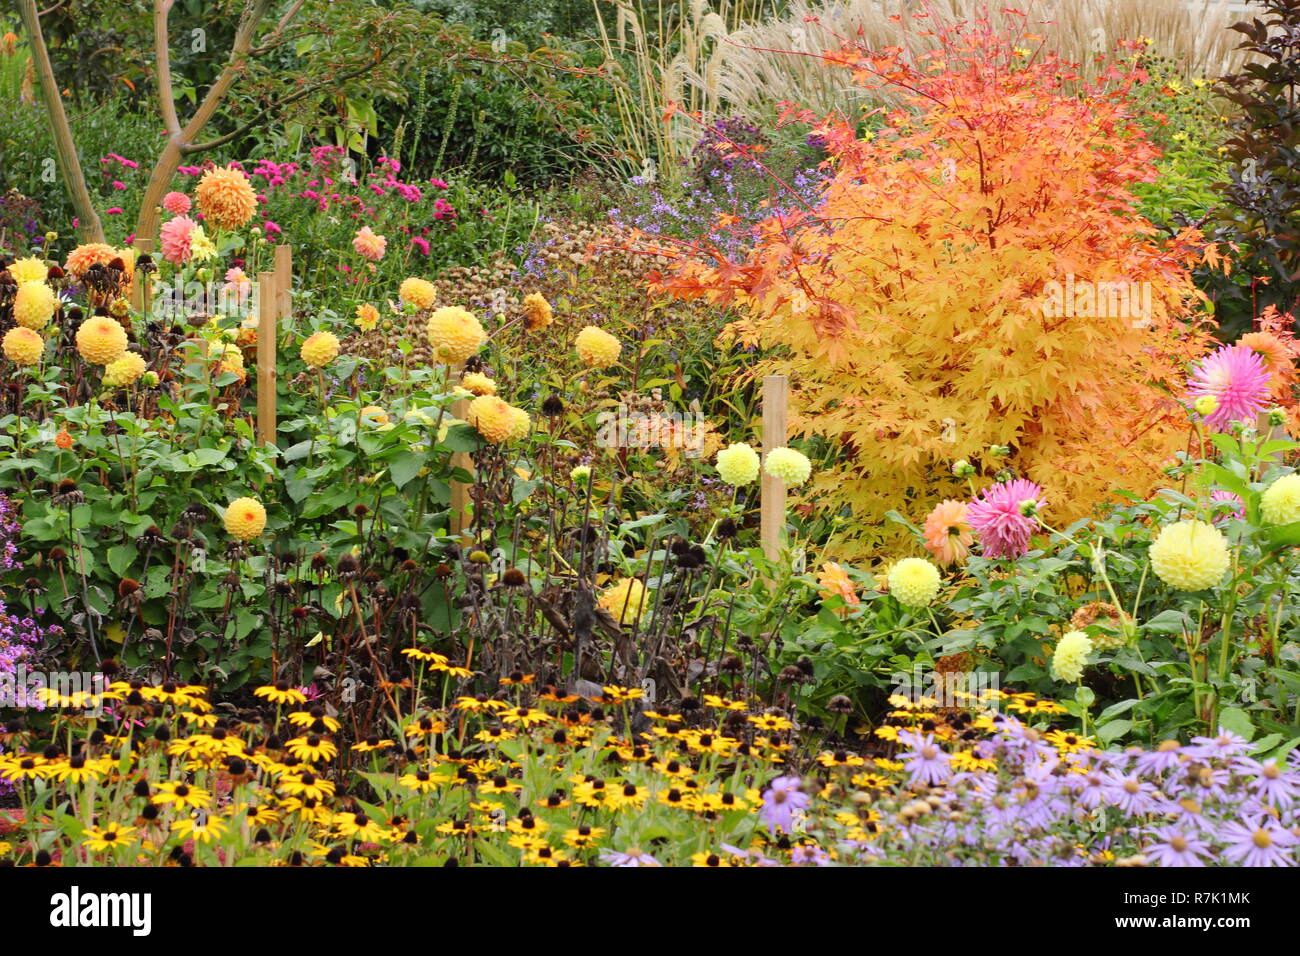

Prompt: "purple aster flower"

[1219,816,1298,867]
[966,479,1046,559]
[1102,770,1160,814]
[1185,729,1253,761]
[598,847,661,867]
[758,775,810,835]
[898,730,953,786]
[1145,826,1212,867]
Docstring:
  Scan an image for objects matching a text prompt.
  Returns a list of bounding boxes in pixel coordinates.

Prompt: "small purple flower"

[759,775,810,835]
[1219,816,1298,867]
[1144,826,1212,867]
[599,847,661,867]
[898,730,953,786]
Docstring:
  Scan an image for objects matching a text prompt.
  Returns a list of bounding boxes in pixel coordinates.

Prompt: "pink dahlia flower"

[162,191,192,216]
[352,226,387,261]
[1187,344,1271,432]
[159,215,197,264]
[1209,490,1246,524]
[966,478,1045,559]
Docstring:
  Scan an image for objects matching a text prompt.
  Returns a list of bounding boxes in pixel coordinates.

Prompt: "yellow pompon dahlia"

[887,557,941,608]
[212,341,245,379]
[300,331,340,369]
[8,256,48,283]
[2,326,44,365]
[195,165,258,230]
[224,496,267,540]
[354,303,380,331]
[1050,629,1093,683]
[461,372,496,396]
[64,243,120,278]
[426,307,485,364]
[468,395,518,443]
[13,281,57,329]
[1149,519,1230,591]
[1261,474,1300,525]
[598,578,649,626]
[763,446,812,486]
[523,292,552,331]
[399,277,437,310]
[508,406,531,441]
[715,442,760,486]
[574,325,621,369]
[102,351,147,387]
[75,316,128,365]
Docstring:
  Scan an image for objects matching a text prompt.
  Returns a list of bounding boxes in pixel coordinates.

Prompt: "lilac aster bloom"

[1145,826,1213,867]
[1103,771,1160,814]
[790,844,831,866]
[1186,729,1253,761]
[1234,758,1300,809]
[598,847,660,867]
[1134,739,1185,777]
[1219,816,1298,867]
[898,730,953,786]
[759,775,810,835]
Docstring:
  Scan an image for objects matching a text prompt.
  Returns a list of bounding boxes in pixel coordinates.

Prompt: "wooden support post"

[256,272,277,448]
[449,362,474,539]
[760,374,789,564]
[274,244,293,336]
[130,237,154,315]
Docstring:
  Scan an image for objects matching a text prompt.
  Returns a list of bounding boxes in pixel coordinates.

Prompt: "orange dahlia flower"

[195,165,258,230]
[923,499,974,567]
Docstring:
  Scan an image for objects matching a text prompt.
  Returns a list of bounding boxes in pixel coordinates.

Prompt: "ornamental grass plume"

[196,165,258,230]
[300,331,340,369]
[1149,519,1230,591]
[224,497,267,540]
[764,447,812,486]
[352,226,388,261]
[715,442,760,485]
[574,325,621,369]
[1261,474,1300,525]
[887,557,941,608]
[923,499,974,566]
[1050,629,1093,682]
[75,316,128,365]
[102,352,147,387]
[2,326,44,365]
[426,306,485,364]
[966,479,1045,559]
[13,281,56,329]
[597,578,649,625]
[1186,344,1271,432]
[523,292,553,330]
[400,277,436,309]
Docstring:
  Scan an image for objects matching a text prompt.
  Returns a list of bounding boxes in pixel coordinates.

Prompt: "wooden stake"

[449,362,474,539]
[273,244,293,332]
[130,237,154,315]
[760,374,789,564]
[256,272,277,448]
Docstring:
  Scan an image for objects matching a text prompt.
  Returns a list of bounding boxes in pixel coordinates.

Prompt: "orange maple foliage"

[649,14,1215,554]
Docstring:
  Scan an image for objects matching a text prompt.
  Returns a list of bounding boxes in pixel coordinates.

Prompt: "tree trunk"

[17,0,105,244]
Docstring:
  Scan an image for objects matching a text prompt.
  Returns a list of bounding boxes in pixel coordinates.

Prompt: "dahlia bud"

[1193,395,1219,417]
[1017,498,1039,518]
[988,444,1011,458]
[952,459,975,478]
[1268,407,1286,428]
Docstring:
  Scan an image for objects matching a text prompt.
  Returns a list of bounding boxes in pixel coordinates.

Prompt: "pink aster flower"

[1187,344,1271,432]
[966,478,1045,559]
[159,215,197,264]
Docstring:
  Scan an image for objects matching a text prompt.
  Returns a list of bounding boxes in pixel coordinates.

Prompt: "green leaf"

[107,544,138,578]
[388,450,426,489]
[1218,706,1255,741]
[1096,719,1133,744]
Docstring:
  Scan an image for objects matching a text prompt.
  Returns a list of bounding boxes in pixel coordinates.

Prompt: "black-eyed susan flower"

[403,715,448,737]
[286,734,338,763]
[500,707,550,728]
[351,735,395,753]
[435,820,475,836]
[817,749,867,768]
[747,713,793,732]
[332,810,390,843]
[401,647,448,665]
[81,822,138,852]
[397,769,448,793]
[605,781,649,811]
[170,811,227,844]
[151,781,212,810]
[254,681,307,706]
[276,770,335,801]
[288,709,342,733]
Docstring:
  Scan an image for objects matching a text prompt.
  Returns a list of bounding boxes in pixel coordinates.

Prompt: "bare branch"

[154,0,181,136]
